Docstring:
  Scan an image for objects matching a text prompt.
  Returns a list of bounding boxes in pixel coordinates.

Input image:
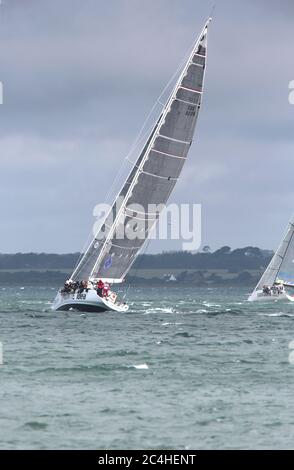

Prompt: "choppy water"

[1,285,294,449]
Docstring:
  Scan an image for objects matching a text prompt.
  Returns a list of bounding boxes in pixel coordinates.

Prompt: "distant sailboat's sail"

[71,19,211,282]
[253,218,294,292]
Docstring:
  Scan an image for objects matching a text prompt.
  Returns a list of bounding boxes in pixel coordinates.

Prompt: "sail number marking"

[76,293,87,300]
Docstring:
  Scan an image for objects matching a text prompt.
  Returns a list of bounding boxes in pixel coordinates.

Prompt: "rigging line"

[123,123,157,166]
[99,109,160,209]
[275,225,294,282]
[121,28,210,293]
[120,32,208,282]
[72,163,129,276]
[102,111,161,207]
[75,22,209,281]
[97,28,201,208]
[254,221,294,292]
[122,236,152,300]
[73,240,92,275]
[154,34,206,214]
[209,4,216,19]
[116,40,198,175]
[155,35,202,104]
[72,228,104,278]
[72,122,155,276]
[116,19,206,191]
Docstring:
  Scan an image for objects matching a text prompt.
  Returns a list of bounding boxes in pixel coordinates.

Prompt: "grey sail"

[254,218,294,291]
[71,19,210,282]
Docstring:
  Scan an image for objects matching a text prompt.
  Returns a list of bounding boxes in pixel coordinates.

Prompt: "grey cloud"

[0,0,293,253]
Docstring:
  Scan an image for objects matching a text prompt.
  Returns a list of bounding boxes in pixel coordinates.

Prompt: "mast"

[71,18,211,282]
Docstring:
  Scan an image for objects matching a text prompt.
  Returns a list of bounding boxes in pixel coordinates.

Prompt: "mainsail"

[253,218,294,292]
[71,19,211,282]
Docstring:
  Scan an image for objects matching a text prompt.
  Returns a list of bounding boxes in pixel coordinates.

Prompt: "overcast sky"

[0,0,293,253]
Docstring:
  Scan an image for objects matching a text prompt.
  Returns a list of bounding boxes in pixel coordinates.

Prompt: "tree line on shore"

[0,247,273,286]
[0,246,272,271]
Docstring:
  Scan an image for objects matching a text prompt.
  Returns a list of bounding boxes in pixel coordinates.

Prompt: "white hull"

[52,289,129,313]
[248,289,289,302]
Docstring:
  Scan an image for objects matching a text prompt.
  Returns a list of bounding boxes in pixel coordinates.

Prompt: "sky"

[0,0,293,253]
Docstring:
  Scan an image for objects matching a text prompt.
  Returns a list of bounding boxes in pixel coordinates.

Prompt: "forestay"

[71,19,211,282]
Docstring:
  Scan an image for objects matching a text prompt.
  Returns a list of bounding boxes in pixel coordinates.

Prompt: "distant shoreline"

[0,248,271,287]
[0,268,260,287]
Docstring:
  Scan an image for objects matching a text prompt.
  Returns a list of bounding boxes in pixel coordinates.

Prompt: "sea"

[1,284,294,450]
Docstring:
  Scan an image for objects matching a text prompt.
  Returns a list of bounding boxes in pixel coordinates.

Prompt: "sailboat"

[52,18,211,313]
[248,217,294,302]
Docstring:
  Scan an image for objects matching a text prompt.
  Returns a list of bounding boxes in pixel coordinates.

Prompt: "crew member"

[96,279,104,297]
[103,283,110,298]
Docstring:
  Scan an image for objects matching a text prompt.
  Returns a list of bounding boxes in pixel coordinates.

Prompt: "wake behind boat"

[248,217,294,302]
[52,18,211,313]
